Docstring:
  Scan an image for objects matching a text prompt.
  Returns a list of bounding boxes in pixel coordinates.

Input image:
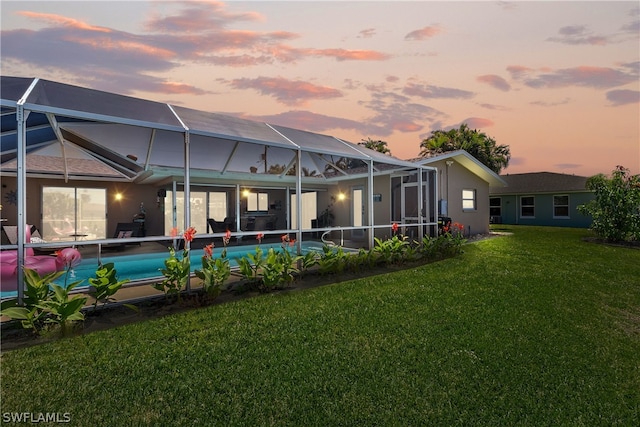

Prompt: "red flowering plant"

[195,232,232,301]
[154,226,196,300]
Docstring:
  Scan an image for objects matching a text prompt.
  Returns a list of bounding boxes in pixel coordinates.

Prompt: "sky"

[1,0,639,177]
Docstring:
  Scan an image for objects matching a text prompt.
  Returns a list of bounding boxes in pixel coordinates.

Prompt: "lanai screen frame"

[1,76,437,300]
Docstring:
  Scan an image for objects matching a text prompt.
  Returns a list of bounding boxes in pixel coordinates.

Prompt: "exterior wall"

[1,177,163,237]
[430,159,491,235]
[492,192,594,228]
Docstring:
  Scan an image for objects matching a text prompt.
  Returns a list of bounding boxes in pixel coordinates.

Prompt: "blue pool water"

[1,242,327,299]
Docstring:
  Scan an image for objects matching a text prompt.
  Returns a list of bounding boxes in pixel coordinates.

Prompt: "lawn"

[1,226,638,426]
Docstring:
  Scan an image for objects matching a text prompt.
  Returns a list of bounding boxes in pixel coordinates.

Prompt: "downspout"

[296,149,303,254]
[368,159,374,249]
[15,78,39,304]
[417,166,424,242]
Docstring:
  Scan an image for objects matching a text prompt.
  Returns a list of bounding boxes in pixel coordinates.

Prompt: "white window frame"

[520,196,535,218]
[553,194,570,219]
[462,189,476,211]
[247,192,269,212]
[42,186,107,241]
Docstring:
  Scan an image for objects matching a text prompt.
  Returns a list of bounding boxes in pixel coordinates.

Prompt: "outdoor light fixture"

[115,193,123,201]
[242,189,251,197]
[337,193,346,201]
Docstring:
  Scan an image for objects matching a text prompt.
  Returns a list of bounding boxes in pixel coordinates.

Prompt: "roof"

[1,76,430,184]
[490,172,590,195]
[412,150,507,188]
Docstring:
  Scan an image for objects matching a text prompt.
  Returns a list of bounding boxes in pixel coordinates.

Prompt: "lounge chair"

[102,222,143,251]
[207,217,236,233]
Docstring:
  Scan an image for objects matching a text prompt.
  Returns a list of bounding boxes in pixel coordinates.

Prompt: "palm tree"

[419,124,510,174]
[359,137,391,155]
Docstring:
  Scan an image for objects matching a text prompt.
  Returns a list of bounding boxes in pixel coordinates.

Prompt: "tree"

[578,165,640,243]
[419,124,510,174]
[359,138,391,155]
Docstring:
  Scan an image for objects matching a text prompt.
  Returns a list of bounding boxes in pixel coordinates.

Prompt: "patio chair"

[102,222,143,251]
[207,217,236,233]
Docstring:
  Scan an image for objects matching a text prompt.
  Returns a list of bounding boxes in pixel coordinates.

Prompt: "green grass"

[1,226,639,426]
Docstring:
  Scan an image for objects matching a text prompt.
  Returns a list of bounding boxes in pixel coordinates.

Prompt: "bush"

[578,166,640,243]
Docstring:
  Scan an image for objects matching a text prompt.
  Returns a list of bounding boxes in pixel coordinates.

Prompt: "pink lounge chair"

[0,225,63,292]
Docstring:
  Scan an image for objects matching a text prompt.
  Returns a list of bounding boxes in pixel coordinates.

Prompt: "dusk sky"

[1,0,638,177]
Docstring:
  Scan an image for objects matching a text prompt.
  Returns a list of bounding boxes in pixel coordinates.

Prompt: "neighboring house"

[413,150,507,235]
[489,172,594,228]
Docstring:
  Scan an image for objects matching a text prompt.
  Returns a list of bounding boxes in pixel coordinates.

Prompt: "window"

[521,196,535,218]
[489,197,502,217]
[42,187,106,241]
[462,189,476,210]
[247,192,268,212]
[553,195,570,218]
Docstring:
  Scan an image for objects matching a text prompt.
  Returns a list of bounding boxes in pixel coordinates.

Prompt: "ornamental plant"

[578,165,640,243]
[154,226,196,300]
[88,262,130,311]
[194,241,231,301]
[0,248,86,335]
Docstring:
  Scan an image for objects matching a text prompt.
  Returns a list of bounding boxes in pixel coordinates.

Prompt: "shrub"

[578,165,640,243]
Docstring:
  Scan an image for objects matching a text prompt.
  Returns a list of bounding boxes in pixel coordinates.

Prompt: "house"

[1,76,441,296]
[489,172,594,228]
[413,150,507,235]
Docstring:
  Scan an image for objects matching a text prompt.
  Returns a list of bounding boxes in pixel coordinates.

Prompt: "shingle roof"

[490,172,590,195]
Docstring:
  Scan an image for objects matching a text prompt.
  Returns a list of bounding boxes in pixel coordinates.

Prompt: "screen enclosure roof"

[1,76,431,184]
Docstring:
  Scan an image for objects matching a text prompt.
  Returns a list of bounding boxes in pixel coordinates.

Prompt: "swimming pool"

[0,241,327,299]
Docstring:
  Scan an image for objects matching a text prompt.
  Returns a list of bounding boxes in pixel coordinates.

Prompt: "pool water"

[1,242,327,299]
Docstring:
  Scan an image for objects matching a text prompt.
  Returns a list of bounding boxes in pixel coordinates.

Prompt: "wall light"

[337,192,346,201]
[242,189,251,198]
[114,193,123,201]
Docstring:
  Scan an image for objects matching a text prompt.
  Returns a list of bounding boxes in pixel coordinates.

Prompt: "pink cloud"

[309,48,390,61]
[404,25,443,41]
[17,11,112,33]
[227,77,343,106]
[443,118,494,130]
[477,74,511,91]
[159,81,209,95]
[606,89,640,106]
[145,1,263,33]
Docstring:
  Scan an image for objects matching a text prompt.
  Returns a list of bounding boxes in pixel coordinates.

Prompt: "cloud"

[606,89,640,106]
[547,25,610,46]
[404,25,443,41]
[479,103,511,111]
[246,110,383,136]
[403,82,474,99]
[1,2,389,96]
[476,75,511,91]
[361,91,446,135]
[461,117,495,129]
[144,0,263,33]
[358,28,376,38]
[515,65,638,89]
[530,98,571,107]
[226,76,343,106]
[506,65,534,80]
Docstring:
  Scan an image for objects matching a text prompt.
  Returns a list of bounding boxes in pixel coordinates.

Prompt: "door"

[352,186,364,239]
